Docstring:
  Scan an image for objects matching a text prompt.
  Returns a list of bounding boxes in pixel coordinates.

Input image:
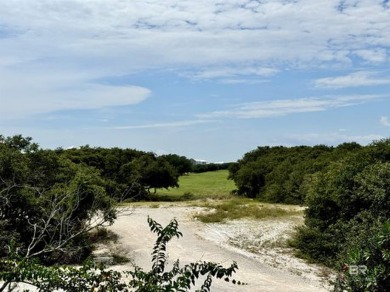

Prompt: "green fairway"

[157,170,236,200]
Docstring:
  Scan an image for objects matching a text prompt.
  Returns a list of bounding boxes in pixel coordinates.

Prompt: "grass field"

[156,170,236,200]
[138,170,304,223]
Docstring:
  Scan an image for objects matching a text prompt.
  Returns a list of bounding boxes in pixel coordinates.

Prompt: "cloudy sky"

[1,0,390,162]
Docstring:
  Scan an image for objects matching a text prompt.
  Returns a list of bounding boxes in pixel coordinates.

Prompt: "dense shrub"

[61,147,179,200]
[290,139,390,290]
[334,220,390,292]
[0,136,117,264]
[229,144,356,204]
[234,139,390,290]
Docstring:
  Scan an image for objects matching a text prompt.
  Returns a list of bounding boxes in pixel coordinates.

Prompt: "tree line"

[0,134,238,291]
[0,134,230,265]
[229,140,390,290]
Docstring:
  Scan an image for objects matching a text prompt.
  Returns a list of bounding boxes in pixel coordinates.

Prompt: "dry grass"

[194,198,303,223]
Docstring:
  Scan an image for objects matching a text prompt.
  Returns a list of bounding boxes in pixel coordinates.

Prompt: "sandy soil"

[104,204,333,292]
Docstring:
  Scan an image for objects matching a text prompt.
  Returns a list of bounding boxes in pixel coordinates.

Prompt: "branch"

[25,192,112,259]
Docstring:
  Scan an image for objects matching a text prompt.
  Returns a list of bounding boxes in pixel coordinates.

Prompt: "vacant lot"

[102,171,333,291]
[105,204,332,292]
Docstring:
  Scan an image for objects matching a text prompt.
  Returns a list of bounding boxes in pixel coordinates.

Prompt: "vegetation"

[127,217,242,291]
[195,199,302,223]
[0,217,240,291]
[2,133,390,291]
[60,146,179,200]
[157,170,235,200]
[334,220,390,291]
[232,139,390,291]
[191,162,233,173]
[160,154,232,175]
[0,134,181,275]
[0,134,241,291]
[0,135,116,265]
[229,143,362,204]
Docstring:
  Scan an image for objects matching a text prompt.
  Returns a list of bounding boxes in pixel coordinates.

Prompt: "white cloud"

[354,49,388,63]
[186,66,279,80]
[218,79,270,85]
[1,0,390,119]
[199,95,381,119]
[0,65,150,119]
[315,71,390,88]
[380,116,390,127]
[0,0,390,73]
[108,119,216,130]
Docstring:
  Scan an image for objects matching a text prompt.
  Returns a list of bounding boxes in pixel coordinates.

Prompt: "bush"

[334,220,390,292]
[0,138,116,265]
[0,218,242,292]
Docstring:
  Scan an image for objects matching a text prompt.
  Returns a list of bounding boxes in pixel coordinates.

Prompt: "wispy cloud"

[199,95,381,119]
[0,58,151,119]
[380,116,390,127]
[185,66,279,80]
[218,79,270,85]
[0,77,150,119]
[354,49,388,63]
[314,71,390,89]
[108,119,217,130]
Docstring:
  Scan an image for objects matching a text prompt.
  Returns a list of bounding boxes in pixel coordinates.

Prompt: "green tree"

[61,147,180,200]
[122,154,179,196]
[0,135,116,265]
[293,139,390,272]
[161,154,193,175]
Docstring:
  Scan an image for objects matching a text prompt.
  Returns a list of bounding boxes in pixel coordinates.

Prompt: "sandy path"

[107,205,330,292]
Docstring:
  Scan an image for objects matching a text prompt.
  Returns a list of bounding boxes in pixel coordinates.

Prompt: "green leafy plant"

[0,256,126,292]
[334,220,390,292]
[127,217,242,291]
[0,218,241,291]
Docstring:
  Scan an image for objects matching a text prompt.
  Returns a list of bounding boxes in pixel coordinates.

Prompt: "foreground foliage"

[127,217,241,291]
[333,220,390,292]
[0,218,240,292]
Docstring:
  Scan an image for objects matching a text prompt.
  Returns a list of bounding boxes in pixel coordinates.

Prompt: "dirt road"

[107,205,330,292]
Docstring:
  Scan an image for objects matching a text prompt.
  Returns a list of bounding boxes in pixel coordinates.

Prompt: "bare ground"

[104,204,334,292]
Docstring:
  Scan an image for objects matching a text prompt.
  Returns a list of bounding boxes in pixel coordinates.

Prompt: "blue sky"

[1,0,390,162]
